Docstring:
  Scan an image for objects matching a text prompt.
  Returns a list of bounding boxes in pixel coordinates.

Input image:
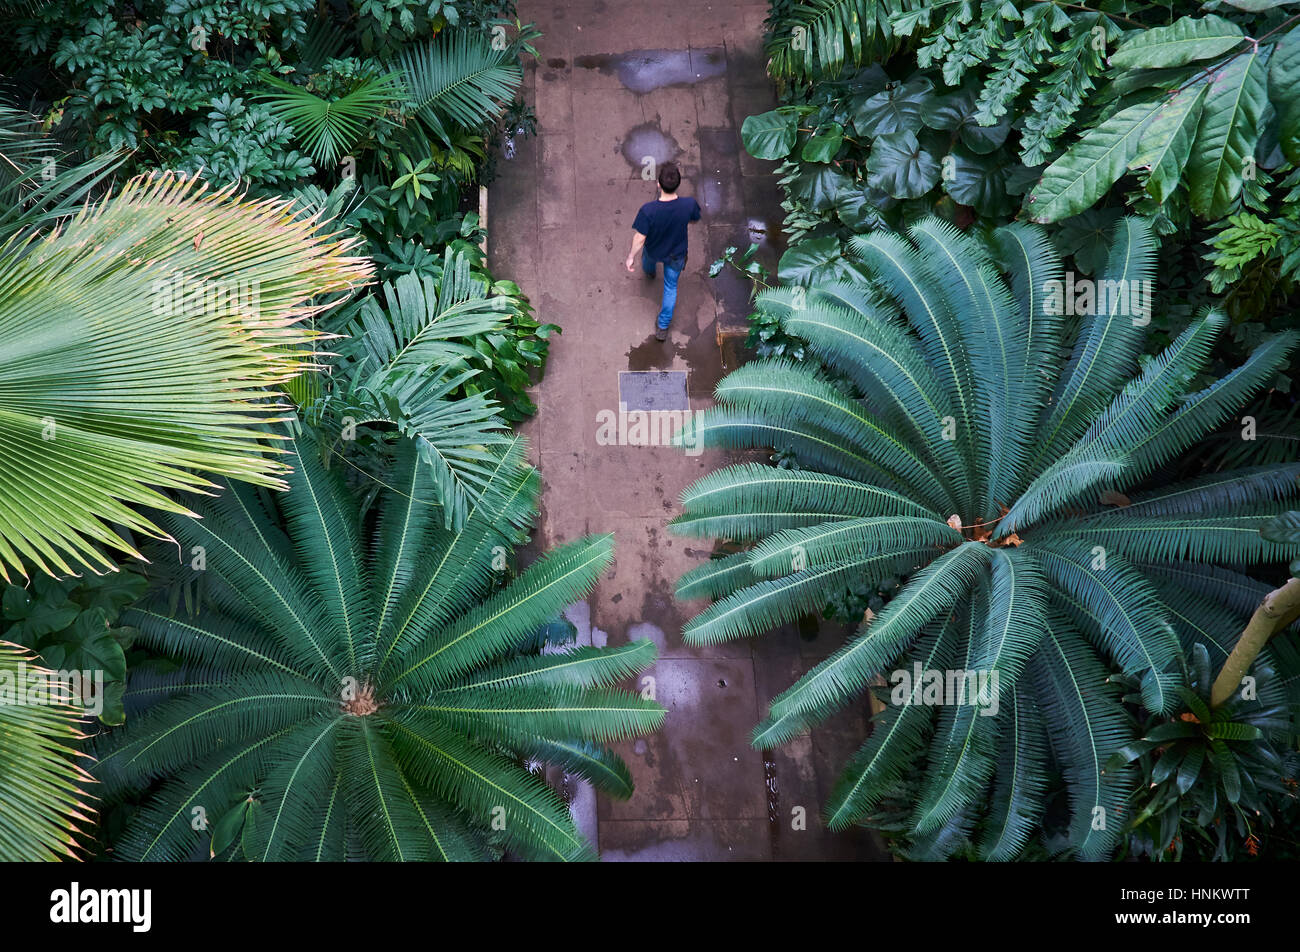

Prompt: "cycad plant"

[0,171,370,581]
[672,215,1300,859]
[96,432,663,861]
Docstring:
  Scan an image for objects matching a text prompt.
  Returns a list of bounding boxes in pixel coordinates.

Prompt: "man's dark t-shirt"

[633,196,701,264]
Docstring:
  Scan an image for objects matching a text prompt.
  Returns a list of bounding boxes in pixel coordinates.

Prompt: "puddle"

[698,177,725,214]
[627,332,678,370]
[576,48,727,94]
[620,121,681,171]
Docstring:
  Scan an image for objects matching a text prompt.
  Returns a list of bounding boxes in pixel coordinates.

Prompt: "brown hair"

[657,162,681,193]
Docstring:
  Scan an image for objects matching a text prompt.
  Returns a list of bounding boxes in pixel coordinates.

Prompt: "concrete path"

[490,0,886,862]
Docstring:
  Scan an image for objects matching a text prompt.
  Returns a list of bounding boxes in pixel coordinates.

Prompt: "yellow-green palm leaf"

[0,172,372,581]
[0,642,95,860]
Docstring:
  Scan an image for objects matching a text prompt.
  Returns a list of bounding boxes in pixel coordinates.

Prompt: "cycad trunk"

[1211,577,1300,706]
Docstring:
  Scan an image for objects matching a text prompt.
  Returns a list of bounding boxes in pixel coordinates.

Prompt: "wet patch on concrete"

[626,333,678,371]
[575,48,728,94]
[620,121,681,171]
[627,620,667,653]
[697,127,739,158]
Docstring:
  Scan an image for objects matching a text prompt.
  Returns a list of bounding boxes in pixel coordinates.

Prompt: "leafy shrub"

[170,95,314,185]
[2,568,145,725]
[742,64,1030,280]
[751,2,1300,395]
[1115,643,1300,861]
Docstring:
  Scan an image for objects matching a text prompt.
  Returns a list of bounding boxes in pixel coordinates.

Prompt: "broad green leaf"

[1270,26,1300,164]
[1187,49,1269,219]
[921,90,1011,154]
[97,679,126,727]
[833,184,895,231]
[2,583,30,618]
[1109,16,1244,70]
[778,236,868,285]
[741,109,798,159]
[1026,100,1161,222]
[801,122,844,163]
[209,800,246,858]
[1053,207,1123,275]
[853,77,932,137]
[790,164,851,211]
[867,129,941,199]
[942,147,1014,216]
[1129,82,1208,203]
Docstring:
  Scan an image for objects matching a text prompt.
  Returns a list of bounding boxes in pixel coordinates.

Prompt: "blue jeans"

[643,252,685,330]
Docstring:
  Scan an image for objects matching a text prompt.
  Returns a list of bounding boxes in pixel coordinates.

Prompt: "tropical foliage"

[96,432,663,861]
[0,171,369,582]
[1114,642,1300,861]
[3,568,146,726]
[752,0,1300,396]
[0,643,94,860]
[304,244,529,528]
[741,64,1026,275]
[674,215,1300,858]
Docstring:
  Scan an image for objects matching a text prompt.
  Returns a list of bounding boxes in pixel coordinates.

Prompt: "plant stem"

[1211,577,1300,707]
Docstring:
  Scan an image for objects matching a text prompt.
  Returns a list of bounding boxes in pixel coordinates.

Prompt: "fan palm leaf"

[0,643,95,860]
[0,172,370,582]
[259,72,402,167]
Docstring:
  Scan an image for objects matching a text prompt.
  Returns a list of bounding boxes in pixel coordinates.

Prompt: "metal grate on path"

[618,371,689,412]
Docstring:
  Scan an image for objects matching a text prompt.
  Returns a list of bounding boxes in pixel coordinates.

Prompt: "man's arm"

[625,229,646,272]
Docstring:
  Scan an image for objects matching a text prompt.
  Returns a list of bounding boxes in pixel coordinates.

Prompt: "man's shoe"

[655,327,668,341]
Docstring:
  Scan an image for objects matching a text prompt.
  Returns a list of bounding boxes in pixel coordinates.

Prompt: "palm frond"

[0,643,94,860]
[259,71,402,167]
[98,450,660,862]
[671,213,1297,858]
[0,172,370,581]
[394,31,522,147]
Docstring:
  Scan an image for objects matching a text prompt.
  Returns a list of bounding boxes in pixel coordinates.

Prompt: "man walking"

[625,162,701,341]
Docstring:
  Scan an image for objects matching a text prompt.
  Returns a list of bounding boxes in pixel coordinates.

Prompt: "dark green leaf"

[867,129,941,199]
